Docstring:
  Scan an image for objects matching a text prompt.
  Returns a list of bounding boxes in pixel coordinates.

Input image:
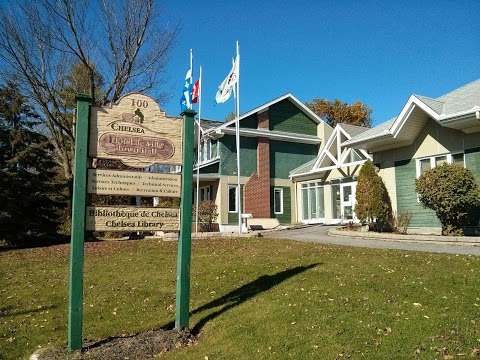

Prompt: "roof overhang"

[344,95,480,151]
[217,127,321,144]
[192,173,220,181]
[203,93,329,137]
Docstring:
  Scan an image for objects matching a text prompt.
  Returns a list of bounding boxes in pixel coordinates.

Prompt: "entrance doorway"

[340,182,356,221]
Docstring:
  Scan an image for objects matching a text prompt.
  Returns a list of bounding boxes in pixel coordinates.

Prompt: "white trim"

[204,93,329,137]
[415,152,465,178]
[344,96,480,148]
[218,127,321,144]
[273,187,284,214]
[295,124,371,179]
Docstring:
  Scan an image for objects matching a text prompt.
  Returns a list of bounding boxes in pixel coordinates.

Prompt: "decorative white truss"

[312,124,371,174]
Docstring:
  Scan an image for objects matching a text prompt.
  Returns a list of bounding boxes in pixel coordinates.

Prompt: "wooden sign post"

[67,93,186,351]
[175,109,195,329]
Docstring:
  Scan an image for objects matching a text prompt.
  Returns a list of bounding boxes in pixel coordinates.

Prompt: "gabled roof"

[204,93,327,135]
[290,123,371,178]
[345,79,480,150]
[199,118,223,131]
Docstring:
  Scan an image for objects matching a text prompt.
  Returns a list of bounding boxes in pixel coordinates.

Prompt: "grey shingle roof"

[415,95,444,114]
[344,117,396,144]
[347,79,480,145]
[338,123,371,137]
[289,158,317,176]
[199,118,223,131]
[436,79,480,115]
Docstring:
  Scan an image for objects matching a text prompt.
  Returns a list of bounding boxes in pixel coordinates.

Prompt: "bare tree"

[0,0,178,185]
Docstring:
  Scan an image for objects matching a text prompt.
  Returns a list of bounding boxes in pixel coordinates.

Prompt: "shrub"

[392,211,412,234]
[193,200,219,232]
[415,163,480,235]
[355,160,392,232]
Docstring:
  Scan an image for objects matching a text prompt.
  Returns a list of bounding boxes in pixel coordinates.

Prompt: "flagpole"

[235,40,242,234]
[195,66,202,233]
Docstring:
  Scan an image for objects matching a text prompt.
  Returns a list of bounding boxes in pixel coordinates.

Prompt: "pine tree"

[0,80,63,247]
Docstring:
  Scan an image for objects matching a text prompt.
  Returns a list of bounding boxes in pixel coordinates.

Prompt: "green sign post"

[68,95,92,351]
[67,96,194,351]
[175,109,196,329]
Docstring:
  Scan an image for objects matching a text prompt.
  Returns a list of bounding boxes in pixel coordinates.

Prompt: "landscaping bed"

[330,227,480,244]
[31,328,195,359]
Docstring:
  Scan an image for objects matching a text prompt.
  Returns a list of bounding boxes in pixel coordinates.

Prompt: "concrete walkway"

[263,225,480,256]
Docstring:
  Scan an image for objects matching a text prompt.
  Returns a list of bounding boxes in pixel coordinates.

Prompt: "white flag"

[215,55,238,104]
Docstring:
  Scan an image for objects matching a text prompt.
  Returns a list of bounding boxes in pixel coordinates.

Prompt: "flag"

[215,55,238,104]
[180,68,193,112]
[192,80,200,104]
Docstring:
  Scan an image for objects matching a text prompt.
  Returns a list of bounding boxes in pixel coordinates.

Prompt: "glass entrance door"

[340,183,356,221]
[300,182,325,223]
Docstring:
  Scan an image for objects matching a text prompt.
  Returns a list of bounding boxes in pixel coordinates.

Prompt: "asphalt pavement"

[263,225,480,256]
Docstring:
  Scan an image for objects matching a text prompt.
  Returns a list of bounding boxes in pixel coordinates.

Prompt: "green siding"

[220,135,257,176]
[465,147,480,182]
[271,186,291,224]
[226,113,257,129]
[270,141,318,179]
[227,185,244,225]
[394,159,441,228]
[269,99,317,135]
[465,147,480,232]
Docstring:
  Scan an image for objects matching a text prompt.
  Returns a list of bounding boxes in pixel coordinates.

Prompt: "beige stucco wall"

[374,119,477,164]
[217,175,250,224]
[317,122,334,145]
[372,118,480,215]
[377,164,397,214]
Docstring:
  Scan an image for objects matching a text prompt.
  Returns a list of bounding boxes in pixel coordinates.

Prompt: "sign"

[87,169,181,197]
[89,93,183,167]
[86,206,179,231]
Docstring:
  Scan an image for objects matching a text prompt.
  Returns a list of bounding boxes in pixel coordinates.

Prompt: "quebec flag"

[180,68,193,112]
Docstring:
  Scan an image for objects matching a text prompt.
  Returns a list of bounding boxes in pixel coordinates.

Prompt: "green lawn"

[1,238,479,359]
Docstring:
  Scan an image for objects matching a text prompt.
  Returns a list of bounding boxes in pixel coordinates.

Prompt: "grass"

[1,238,479,359]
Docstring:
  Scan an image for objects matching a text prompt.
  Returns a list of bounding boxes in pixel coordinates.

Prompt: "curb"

[328,228,480,247]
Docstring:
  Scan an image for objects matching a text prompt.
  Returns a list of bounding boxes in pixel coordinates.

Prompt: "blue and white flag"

[180,68,193,112]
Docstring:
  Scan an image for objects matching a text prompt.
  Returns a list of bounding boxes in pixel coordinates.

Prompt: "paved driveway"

[263,225,480,256]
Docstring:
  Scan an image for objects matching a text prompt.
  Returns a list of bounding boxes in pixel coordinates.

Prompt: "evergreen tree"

[355,161,392,231]
[0,80,63,247]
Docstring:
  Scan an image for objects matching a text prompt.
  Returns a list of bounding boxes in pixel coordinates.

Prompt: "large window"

[416,152,464,178]
[274,188,284,214]
[301,182,324,221]
[228,185,238,213]
[199,139,215,164]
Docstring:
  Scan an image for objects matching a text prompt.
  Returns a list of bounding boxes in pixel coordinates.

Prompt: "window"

[206,140,211,160]
[300,182,325,221]
[274,188,284,214]
[228,185,238,212]
[419,158,431,176]
[200,186,211,201]
[435,155,447,166]
[416,152,465,178]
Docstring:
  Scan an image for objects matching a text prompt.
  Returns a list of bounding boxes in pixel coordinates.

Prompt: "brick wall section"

[244,111,271,218]
[257,110,269,129]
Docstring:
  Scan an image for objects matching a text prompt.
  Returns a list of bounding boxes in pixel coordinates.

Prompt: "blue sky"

[162,1,479,126]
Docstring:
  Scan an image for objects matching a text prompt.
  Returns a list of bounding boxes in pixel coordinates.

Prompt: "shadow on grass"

[0,303,57,318]
[163,263,320,334]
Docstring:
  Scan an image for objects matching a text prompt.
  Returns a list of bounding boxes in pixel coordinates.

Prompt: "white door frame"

[340,182,357,222]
